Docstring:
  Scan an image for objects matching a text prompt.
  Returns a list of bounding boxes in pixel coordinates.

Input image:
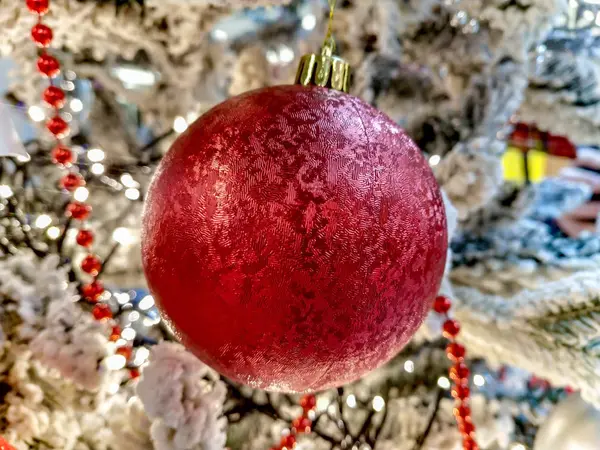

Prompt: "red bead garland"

[269,394,316,449]
[433,296,479,450]
[26,0,127,384]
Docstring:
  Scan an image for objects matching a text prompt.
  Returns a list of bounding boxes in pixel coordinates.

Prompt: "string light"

[34,214,52,229]
[112,227,134,245]
[0,185,14,198]
[372,396,385,412]
[46,226,61,239]
[70,98,83,112]
[138,295,155,311]
[404,360,415,373]
[121,327,136,340]
[74,186,89,202]
[437,376,451,390]
[429,155,441,166]
[173,116,188,133]
[87,148,105,162]
[134,347,150,365]
[105,354,127,371]
[91,163,105,175]
[128,311,140,322]
[125,188,140,200]
[473,374,485,387]
[345,394,357,408]
[115,293,130,305]
[301,14,317,30]
[213,28,228,41]
[120,173,137,188]
[28,105,45,122]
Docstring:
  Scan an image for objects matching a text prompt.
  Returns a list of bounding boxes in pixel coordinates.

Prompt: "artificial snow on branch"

[454,270,600,406]
[137,342,228,450]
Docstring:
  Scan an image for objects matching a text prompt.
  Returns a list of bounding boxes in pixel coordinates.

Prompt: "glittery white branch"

[137,342,228,450]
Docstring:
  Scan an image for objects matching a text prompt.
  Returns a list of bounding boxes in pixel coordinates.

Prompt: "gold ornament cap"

[295,40,351,93]
[294,1,350,93]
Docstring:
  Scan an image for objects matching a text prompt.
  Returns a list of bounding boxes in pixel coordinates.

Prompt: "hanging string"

[322,0,337,54]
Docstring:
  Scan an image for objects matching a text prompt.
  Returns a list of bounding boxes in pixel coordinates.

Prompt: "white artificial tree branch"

[454,271,600,406]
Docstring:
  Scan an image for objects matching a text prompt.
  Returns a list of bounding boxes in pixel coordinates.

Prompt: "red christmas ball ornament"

[31,23,53,47]
[142,84,447,393]
[37,53,60,78]
[43,86,66,108]
[26,0,49,15]
[51,145,73,165]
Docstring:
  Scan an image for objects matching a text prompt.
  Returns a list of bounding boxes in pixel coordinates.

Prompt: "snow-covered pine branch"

[454,270,600,406]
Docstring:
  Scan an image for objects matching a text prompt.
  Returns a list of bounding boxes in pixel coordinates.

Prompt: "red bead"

[82,280,104,302]
[37,53,60,78]
[46,116,69,138]
[51,145,73,165]
[446,343,466,362]
[43,86,65,108]
[129,368,140,379]
[443,319,461,339]
[433,296,452,314]
[31,23,53,47]
[454,403,471,420]
[300,394,316,412]
[76,229,94,248]
[279,435,296,450]
[291,416,312,433]
[450,362,470,383]
[116,346,133,361]
[60,173,84,192]
[81,254,102,276]
[463,439,479,450]
[460,419,475,437]
[0,436,15,450]
[110,325,121,342]
[452,384,471,400]
[92,304,112,321]
[66,202,91,220]
[26,0,49,15]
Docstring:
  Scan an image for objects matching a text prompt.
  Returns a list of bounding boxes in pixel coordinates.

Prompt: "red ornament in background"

[142,85,447,392]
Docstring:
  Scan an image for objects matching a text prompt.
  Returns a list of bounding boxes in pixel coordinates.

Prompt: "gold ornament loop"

[294,0,350,93]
